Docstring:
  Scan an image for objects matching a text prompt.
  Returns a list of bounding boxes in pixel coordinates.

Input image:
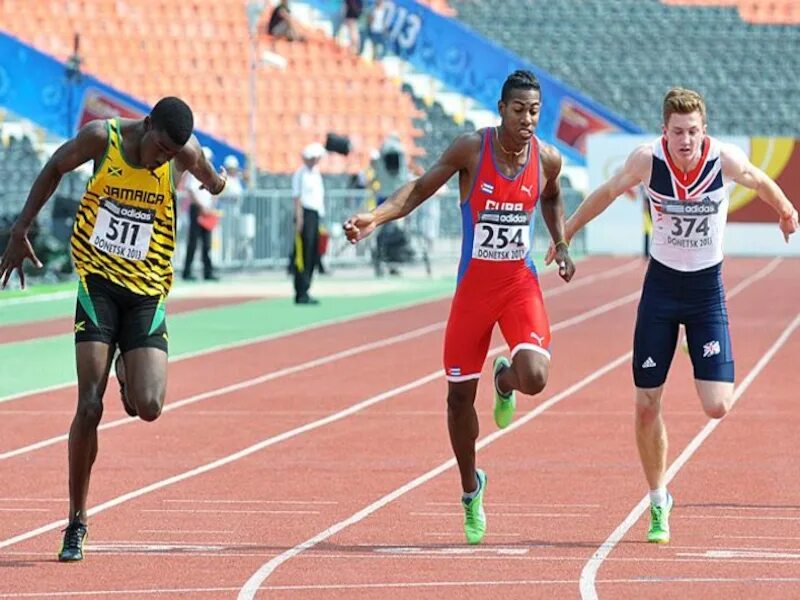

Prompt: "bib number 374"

[90,198,155,261]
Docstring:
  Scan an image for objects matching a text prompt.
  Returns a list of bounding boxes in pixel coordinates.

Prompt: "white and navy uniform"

[633,136,734,388]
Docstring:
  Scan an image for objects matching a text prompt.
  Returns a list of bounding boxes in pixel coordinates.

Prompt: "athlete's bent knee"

[517,365,547,396]
[136,400,162,421]
[703,401,729,420]
[133,388,165,421]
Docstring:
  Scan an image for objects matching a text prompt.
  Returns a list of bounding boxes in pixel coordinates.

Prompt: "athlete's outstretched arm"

[175,136,227,195]
[0,121,107,288]
[538,143,575,281]
[564,144,651,242]
[721,143,798,242]
[343,133,477,243]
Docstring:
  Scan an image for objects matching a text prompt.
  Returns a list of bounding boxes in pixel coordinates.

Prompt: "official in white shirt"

[292,143,326,304]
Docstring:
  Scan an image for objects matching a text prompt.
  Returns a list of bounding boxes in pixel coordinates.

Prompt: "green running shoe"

[647,493,673,543]
[462,469,488,545]
[492,356,516,429]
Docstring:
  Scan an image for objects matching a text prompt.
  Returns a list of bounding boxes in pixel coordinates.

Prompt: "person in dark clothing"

[267,0,305,42]
[342,0,363,53]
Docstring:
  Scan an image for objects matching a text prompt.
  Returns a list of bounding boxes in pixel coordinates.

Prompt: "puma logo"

[530,331,545,346]
[521,185,532,197]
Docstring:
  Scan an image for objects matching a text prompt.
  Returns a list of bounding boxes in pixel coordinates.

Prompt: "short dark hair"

[500,70,541,103]
[150,97,194,146]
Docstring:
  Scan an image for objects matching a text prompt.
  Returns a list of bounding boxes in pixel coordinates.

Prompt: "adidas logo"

[641,357,657,369]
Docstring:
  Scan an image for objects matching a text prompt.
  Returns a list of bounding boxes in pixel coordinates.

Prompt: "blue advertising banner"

[302,0,641,164]
[0,32,244,168]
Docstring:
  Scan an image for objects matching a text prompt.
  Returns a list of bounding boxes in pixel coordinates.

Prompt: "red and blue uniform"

[634,136,734,388]
[443,128,551,382]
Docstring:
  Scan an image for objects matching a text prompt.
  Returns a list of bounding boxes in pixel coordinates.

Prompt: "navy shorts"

[632,259,734,388]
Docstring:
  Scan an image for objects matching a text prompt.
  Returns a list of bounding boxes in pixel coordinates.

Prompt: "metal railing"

[0,186,585,279]
[173,187,587,273]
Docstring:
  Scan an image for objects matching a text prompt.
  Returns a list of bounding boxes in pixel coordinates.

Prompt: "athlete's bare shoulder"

[624,143,653,180]
[716,139,748,165]
[53,119,109,170]
[538,140,562,179]
[630,142,654,161]
[434,130,483,174]
[80,118,110,139]
[449,130,483,160]
[74,119,109,148]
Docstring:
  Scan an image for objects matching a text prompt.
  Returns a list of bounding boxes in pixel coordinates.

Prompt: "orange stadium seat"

[417,0,457,16]
[739,0,800,24]
[0,0,424,174]
[663,0,799,23]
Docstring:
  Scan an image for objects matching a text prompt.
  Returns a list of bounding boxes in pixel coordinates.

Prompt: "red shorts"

[443,268,551,382]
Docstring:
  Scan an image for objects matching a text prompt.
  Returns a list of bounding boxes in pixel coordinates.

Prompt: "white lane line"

[140,509,320,515]
[410,512,590,518]
[425,502,600,508]
[0,587,243,598]
[237,257,782,599]
[424,531,521,537]
[163,499,337,505]
[678,549,800,559]
[0,294,451,405]
[716,535,800,541]
[4,576,800,598]
[579,309,800,600]
[0,322,443,460]
[700,505,800,512]
[682,515,800,521]
[139,529,235,534]
[0,498,66,502]
[237,351,633,599]
[0,290,74,306]
[0,289,638,552]
[0,258,638,405]
[0,283,642,462]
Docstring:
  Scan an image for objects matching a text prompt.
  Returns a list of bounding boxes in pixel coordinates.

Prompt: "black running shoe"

[58,519,88,562]
[114,353,137,417]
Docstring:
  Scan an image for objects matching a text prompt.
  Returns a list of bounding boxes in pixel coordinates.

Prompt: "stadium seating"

[0,0,425,174]
[449,0,800,135]
[401,84,477,171]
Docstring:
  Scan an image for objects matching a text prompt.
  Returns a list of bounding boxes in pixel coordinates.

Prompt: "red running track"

[0,256,797,600]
